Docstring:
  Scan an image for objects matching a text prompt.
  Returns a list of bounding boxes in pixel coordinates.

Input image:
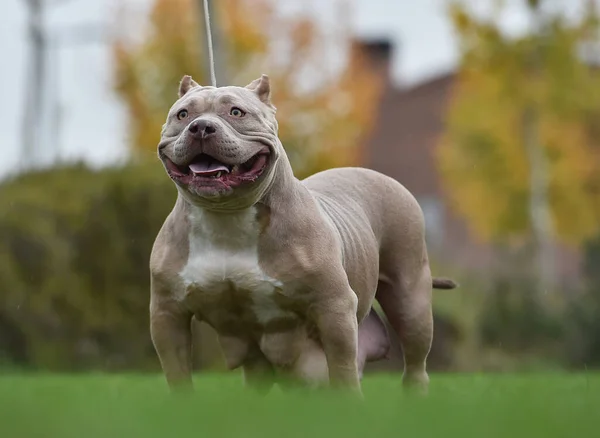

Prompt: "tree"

[437,0,600,288]
[112,0,383,179]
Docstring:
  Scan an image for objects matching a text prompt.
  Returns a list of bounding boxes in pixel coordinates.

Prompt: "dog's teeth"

[231,165,240,174]
[215,171,222,178]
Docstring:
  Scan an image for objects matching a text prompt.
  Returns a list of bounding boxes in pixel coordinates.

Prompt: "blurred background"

[1,0,599,375]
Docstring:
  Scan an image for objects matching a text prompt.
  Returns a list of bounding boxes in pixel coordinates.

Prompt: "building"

[355,39,581,284]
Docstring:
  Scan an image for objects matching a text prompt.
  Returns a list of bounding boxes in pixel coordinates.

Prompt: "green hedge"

[0,161,175,371]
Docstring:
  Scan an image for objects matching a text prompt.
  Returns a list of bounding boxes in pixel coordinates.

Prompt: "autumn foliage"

[113,0,383,178]
[438,1,600,245]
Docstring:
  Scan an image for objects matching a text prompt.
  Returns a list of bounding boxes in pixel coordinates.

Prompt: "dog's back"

[302,166,427,257]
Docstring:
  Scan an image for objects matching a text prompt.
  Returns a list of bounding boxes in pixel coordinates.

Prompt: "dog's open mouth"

[164,149,270,189]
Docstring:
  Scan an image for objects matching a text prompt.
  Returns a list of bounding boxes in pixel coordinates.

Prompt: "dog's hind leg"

[376,266,433,393]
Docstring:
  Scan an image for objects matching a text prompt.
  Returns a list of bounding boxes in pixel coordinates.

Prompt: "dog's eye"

[230,107,245,117]
[177,109,188,120]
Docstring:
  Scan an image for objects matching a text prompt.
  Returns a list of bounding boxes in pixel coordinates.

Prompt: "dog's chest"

[179,208,296,329]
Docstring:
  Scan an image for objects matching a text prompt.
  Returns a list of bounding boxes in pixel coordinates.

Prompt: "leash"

[202,0,217,87]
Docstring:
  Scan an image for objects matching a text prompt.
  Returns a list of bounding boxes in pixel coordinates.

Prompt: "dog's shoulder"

[150,197,190,286]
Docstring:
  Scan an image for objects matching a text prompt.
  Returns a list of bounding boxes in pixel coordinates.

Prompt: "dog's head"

[158,74,282,210]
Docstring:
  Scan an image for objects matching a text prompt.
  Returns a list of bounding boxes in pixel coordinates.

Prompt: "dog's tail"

[432,277,458,290]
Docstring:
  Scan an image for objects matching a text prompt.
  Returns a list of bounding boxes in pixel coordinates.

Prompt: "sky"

[0,0,588,180]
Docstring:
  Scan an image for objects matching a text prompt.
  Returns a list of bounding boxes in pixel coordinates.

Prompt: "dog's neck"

[260,152,298,206]
[186,203,260,250]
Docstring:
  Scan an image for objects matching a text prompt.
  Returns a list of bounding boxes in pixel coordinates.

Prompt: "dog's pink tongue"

[188,157,229,176]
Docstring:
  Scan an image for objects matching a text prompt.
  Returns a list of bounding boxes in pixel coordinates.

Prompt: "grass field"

[1,372,599,437]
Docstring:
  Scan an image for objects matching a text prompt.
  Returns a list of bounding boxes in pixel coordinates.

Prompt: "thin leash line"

[203,0,217,87]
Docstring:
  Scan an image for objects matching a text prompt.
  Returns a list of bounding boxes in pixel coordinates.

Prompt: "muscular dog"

[150,74,457,395]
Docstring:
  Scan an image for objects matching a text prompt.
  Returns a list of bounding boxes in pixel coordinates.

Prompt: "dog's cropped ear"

[245,74,271,104]
[179,75,200,98]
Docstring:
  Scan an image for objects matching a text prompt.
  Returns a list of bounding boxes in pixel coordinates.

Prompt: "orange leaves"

[112,0,382,178]
[220,0,270,70]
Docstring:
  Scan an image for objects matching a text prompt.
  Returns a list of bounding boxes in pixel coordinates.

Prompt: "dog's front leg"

[311,275,361,394]
[150,297,193,392]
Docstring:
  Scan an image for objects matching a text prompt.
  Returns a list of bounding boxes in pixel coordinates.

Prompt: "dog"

[150,74,457,395]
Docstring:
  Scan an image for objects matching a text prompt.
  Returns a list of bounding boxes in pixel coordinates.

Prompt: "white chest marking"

[179,206,293,324]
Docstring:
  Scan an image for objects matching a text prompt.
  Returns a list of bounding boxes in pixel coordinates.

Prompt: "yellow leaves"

[438,1,600,246]
[448,3,469,33]
[438,73,530,242]
[112,0,382,178]
[542,118,598,244]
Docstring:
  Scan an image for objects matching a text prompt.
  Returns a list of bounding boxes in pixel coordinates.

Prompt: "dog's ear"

[179,75,200,98]
[245,74,271,104]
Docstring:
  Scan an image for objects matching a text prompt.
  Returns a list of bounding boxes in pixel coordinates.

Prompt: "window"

[419,196,444,249]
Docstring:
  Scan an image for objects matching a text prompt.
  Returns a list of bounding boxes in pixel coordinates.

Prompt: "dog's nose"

[188,119,217,139]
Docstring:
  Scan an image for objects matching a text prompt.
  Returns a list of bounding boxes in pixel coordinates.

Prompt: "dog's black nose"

[188,119,217,138]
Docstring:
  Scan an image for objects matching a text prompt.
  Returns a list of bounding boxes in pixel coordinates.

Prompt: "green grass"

[1,372,599,438]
